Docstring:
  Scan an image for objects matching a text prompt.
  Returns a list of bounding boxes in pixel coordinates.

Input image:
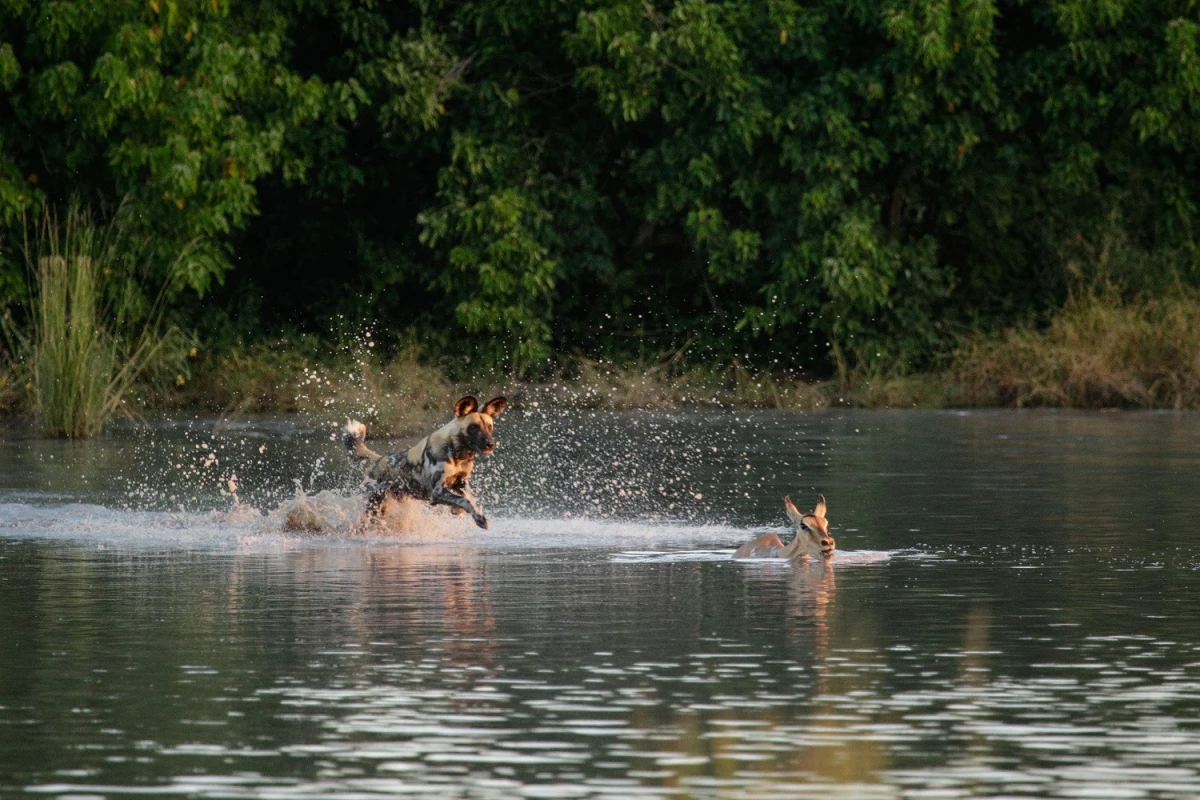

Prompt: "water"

[1,409,1199,799]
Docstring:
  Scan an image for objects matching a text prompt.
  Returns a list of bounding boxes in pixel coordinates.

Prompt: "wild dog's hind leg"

[364,485,390,517]
[431,484,487,529]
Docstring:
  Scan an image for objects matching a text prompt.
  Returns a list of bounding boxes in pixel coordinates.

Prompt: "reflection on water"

[1,410,1200,798]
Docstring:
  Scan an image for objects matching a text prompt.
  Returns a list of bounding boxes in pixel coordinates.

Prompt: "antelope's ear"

[814,494,827,520]
[481,396,508,417]
[454,396,479,417]
[784,496,804,525]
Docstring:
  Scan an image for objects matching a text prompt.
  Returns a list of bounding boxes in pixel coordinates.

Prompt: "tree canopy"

[3,0,1199,374]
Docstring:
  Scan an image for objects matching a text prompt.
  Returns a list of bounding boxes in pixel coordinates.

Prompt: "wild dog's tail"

[343,420,382,465]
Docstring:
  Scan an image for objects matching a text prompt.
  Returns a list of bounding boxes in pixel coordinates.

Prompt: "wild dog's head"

[450,395,508,456]
[785,494,835,558]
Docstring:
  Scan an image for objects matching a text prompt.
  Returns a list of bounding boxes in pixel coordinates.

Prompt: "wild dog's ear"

[481,396,508,417]
[813,494,827,520]
[454,396,479,417]
[784,496,804,525]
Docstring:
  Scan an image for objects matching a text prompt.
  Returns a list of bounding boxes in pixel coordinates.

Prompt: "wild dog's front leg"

[445,474,476,517]
[430,483,487,529]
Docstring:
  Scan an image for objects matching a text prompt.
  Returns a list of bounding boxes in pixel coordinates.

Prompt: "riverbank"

[5,291,1199,435]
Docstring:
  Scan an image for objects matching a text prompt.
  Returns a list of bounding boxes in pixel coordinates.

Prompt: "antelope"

[733,495,835,559]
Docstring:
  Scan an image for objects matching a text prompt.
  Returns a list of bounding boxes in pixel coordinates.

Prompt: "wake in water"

[264,484,894,562]
[612,547,891,564]
[0,493,799,556]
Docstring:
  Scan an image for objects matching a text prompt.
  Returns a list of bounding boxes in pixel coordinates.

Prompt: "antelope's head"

[785,494,835,558]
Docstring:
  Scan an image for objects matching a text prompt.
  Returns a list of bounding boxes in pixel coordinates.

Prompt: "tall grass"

[4,202,179,437]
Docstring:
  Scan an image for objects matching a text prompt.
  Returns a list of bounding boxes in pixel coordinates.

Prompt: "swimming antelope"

[733,495,835,559]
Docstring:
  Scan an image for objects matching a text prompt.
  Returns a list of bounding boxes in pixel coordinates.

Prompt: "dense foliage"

[3,0,1200,376]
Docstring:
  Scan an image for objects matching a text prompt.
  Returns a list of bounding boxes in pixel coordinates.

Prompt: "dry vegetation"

[951,292,1200,409]
[7,290,1200,428]
[512,358,951,411]
[519,359,830,411]
[155,347,941,429]
[164,342,462,436]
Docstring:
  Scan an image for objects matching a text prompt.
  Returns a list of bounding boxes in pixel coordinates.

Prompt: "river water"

[1,408,1199,799]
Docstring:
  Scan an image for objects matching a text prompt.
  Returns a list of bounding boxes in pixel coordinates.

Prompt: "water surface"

[1,409,1199,798]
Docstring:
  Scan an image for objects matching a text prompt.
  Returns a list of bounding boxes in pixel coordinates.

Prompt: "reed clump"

[952,291,1200,408]
[2,203,181,438]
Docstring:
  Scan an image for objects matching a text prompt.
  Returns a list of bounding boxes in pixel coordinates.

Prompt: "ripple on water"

[8,410,1200,799]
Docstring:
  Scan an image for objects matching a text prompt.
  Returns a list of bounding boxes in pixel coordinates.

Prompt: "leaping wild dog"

[733,495,835,559]
[343,395,507,528]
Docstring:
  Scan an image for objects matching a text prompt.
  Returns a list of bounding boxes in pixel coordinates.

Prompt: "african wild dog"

[343,395,507,528]
[732,495,835,559]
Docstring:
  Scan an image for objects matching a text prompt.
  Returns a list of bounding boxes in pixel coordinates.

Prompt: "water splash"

[266,482,478,539]
[0,408,850,551]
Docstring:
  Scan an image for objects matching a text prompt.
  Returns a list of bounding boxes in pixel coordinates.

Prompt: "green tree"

[5,0,1200,377]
